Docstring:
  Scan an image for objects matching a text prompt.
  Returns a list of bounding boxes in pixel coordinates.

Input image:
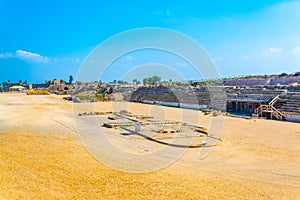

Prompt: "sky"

[0,0,300,83]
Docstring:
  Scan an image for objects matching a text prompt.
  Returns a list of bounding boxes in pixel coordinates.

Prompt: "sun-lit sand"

[0,93,300,199]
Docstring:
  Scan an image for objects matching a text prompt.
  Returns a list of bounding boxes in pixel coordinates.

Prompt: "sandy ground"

[0,93,300,199]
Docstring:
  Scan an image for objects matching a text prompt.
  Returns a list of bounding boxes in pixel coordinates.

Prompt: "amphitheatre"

[0,74,300,199]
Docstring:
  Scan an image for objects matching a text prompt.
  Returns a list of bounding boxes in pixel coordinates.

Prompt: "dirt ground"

[0,93,300,199]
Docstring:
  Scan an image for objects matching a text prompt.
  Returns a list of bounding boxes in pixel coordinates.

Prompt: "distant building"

[10,85,26,92]
[27,79,73,94]
[45,80,62,86]
[31,83,47,89]
[46,80,72,95]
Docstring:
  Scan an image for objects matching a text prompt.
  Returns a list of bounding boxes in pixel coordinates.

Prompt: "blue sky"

[1,0,300,83]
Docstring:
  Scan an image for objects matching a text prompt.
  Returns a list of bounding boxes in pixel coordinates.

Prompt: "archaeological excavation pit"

[78,110,223,148]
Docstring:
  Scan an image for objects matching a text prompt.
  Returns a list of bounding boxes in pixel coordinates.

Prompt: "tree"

[117,80,127,85]
[152,76,161,84]
[23,80,28,85]
[19,80,22,85]
[133,78,137,85]
[279,72,288,77]
[69,75,74,84]
[143,76,161,85]
[143,78,149,85]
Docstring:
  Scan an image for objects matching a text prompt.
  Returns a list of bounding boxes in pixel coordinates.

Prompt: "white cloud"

[70,57,80,64]
[213,56,224,63]
[122,55,134,62]
[0,52,13,59]
[291,47,300,56]
[174,62,188,67]
[269,47,283,53]
[15,50,50,63]
[261,47,283,57]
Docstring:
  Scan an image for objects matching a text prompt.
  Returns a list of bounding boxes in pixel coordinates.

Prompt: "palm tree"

[69,75,74,84]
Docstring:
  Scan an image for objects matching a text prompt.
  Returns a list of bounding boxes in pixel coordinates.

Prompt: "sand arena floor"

[0,93,300,199]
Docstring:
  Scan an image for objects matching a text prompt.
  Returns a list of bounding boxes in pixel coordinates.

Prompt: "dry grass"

[212,110,222,116]
[26,90,50,95]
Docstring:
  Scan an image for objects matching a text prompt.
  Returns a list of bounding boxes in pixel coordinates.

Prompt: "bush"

[213,110,222,116]
[26,90,50,95]
[294,72,300,76]
[95,94,104,99]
